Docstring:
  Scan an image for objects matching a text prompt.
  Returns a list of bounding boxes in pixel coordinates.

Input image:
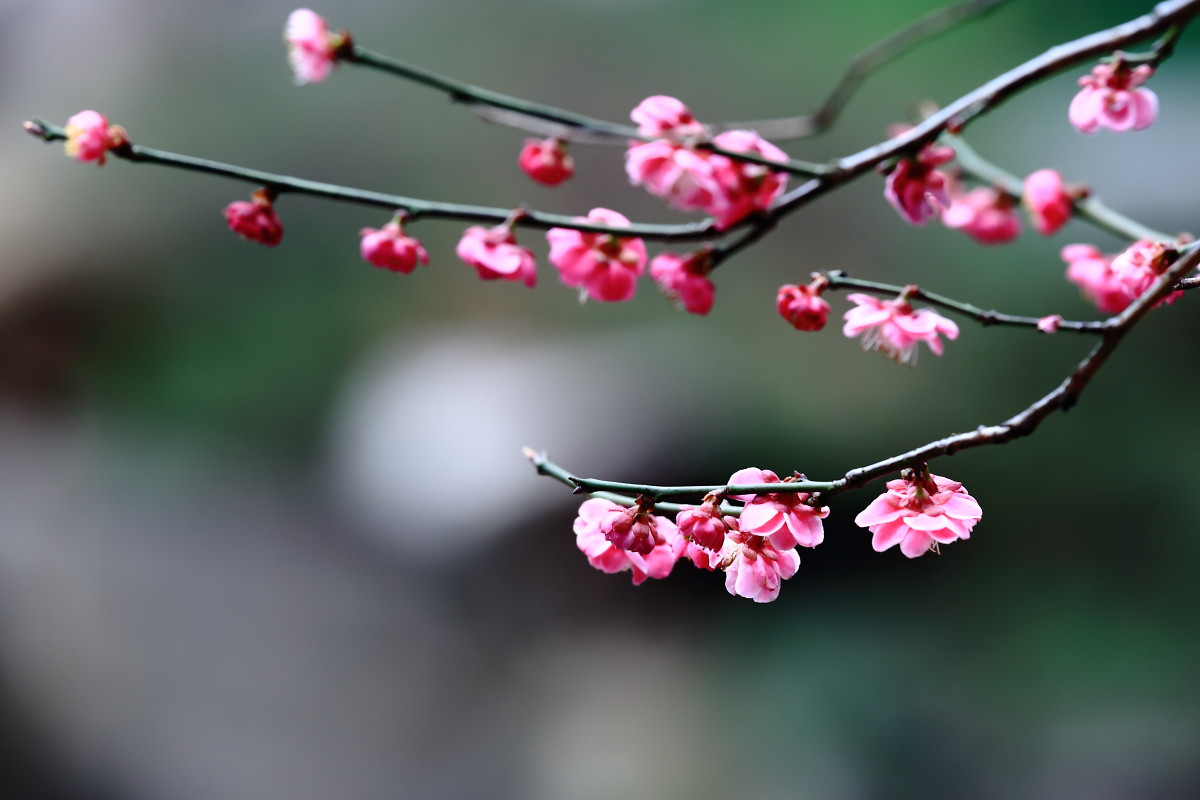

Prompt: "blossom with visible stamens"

[855,472,982,558]
[842,293,959,364]
[1069,62,1157,134]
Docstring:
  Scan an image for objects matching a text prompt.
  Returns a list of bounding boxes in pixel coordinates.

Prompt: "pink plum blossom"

[1109,239,1177,304]
[223,190,284,246]
[456,224,538,287]
[675,497,729,552]
[650,252,715,315]
[518,138,574,186]
[285,9,340,85]
[63,110,125,166]
[726,468,828,551]
[546,208,647,302]
[855,472,982,558]
[625,98,788,230]
[1062,244,1126,313]
[359,221,429,274]
[601,505,679,556]
[574,499,684,585]
[722,531,801,603]
[1063,240,1181,313]
[1068,62,1158,134]
[626,140,726,217]
[776,283,831,331]
[630,95,705,138]
[704,129,790,230]
[941,185,1021,245]
[1037,314,1063,333]
[1023,169,1073,235]
[842,293,959,364]
[884,142,955,225]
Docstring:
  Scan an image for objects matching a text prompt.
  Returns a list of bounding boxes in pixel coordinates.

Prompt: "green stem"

[346,47,833,178]
[946,135,1177,243]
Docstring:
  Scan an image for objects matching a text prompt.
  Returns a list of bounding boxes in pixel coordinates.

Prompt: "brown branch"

[533,244,1200,507]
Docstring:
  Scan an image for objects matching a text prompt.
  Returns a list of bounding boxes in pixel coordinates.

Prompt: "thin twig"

[946,135,1179,243]
[345,47,834,178]
[821,271,1109,334]
[531,245,1200,507]
[715,0,1015,140]
[24,120,720,241]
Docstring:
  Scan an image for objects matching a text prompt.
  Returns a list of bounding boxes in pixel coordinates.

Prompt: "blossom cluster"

[1062,239,1182,313]
[574,468,981,603]
[624,96,790,231]
[885,141,1074,245]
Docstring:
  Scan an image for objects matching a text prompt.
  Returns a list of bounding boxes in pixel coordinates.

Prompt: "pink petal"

[899,530,934,558]
[871,520,909,553]
[739,502,785,535]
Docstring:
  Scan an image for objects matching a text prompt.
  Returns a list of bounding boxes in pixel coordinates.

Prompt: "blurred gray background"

[5,0,1200,797]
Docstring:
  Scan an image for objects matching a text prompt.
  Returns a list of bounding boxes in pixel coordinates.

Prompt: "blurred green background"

[5,0,1200,797]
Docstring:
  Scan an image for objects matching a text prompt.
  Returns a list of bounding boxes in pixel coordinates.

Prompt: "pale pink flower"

[630,95,705,138]
[842,294,959,364]
[722,531,801,603]
[650,252,715,315]
[223,190,283,247]
[285,9,340,85]
[1023,169,1073,235]
[1109,239,1175,303]
[1069,62,1157,134]
[1037,314,1062,333]
[776,283,830,331]
[726,468,828,551]
[456,224,538,287]
[359,221,428,274]
[518,138,574,186]
[941,185,1021,245]
[574,498,683,585]
[884,142,955,226]
[546,208,646,302]
[855,473,982,558]
[63,110,125,166]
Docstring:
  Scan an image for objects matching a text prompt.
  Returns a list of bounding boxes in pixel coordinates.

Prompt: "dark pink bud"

[518,138,574,186]
[776,283,830,331]
[223,190,283,247]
